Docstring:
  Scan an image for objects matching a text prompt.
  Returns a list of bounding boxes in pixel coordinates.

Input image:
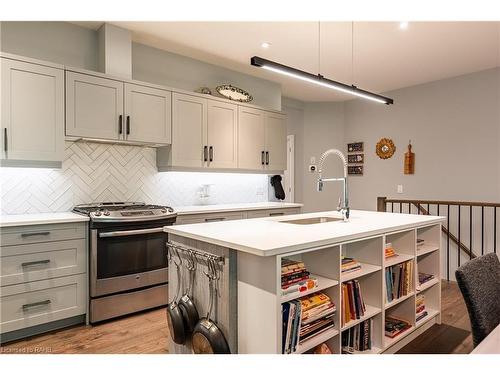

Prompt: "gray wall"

[0,22,281,110]
[345,67,500,210]
[301,102,345,213]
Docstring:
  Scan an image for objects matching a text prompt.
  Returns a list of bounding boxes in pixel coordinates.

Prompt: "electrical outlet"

[397,185,403,194]
[256,188,264,196]
[310,156,316,164]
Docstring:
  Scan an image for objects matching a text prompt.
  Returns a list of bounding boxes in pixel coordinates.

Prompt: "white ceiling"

[74,21,500,102]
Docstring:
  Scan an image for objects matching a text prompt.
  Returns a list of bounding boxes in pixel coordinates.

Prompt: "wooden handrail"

[380,197,500,208]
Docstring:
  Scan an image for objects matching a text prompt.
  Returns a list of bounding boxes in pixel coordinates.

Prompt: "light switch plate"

[397,185,403,194]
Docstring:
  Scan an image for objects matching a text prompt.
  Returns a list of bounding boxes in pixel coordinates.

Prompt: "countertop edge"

[0,215,89,228]
[164,216,445,257]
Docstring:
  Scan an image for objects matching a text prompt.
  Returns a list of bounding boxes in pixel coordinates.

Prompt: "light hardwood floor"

[1,281,472,354]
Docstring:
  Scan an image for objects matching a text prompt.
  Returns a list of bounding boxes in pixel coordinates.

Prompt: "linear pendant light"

[251,56,394,105]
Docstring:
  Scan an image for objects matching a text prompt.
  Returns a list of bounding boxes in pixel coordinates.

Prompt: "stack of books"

[342,280,366,325]
[418,272,434,289]
[385,316,412,339]
[281,259,317,295]
[416,294,428,323]
[281,292,336,354]
[342,319,373,353]
[385,260,413,303]
[341,256,361,273]
[417,238,425,248]
[385,242,398,259]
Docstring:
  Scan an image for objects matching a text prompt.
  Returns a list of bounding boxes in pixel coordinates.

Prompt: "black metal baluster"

[400,202,402,213]
[481,206,484,255]
[391,202,394,213]
[495,207,497,254]
[458,205,461,267]
[408,203,411,214]
[447,205,450,281]
[427,203,430,215]
[469,205,473,260]
[418,204,421,215]
[437,204,440,216]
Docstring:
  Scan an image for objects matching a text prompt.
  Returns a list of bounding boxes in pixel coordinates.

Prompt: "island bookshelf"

[237,223,442,354]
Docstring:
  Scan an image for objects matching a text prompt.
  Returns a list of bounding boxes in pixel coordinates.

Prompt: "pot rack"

[167,242,225,265]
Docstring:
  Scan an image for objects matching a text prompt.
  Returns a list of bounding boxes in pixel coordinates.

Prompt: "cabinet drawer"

[246,208,300,219]
[0,274,86,333]
[0,239,86,286]
[0,223,86,247]
[176,212,244,225]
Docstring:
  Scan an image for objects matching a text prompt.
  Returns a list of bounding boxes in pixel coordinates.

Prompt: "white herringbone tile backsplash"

[0,142,269,214]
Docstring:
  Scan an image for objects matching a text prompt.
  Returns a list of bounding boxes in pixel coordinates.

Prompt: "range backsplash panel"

[0,142,269,214]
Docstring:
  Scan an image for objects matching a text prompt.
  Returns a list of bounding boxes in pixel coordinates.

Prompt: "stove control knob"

[94,210,102,217]
[167,208,174,213]
[103,210,110,216]
[161,209,167,213]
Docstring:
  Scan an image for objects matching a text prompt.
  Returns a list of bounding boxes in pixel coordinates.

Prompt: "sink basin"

[279,217,343,225]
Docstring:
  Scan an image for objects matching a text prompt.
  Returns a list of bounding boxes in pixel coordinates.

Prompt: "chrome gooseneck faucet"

[317,149,350,222]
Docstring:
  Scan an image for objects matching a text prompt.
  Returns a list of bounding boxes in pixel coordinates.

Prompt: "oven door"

[90,225,168,297]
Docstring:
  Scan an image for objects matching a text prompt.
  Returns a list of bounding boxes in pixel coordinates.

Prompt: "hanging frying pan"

[166,247,186,345]
[179,250,200,333]
[192,258,230,354]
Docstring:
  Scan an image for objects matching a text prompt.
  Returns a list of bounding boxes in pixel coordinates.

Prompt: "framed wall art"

[347,142,364,153]
[348,165,363,175]
[348,154,364,164]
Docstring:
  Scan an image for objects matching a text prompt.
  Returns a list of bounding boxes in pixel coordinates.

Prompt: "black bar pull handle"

[261,151,265,165]
[3,128,7,153]
[22,259,50,267]
[265,151,269,165]
[118,115,123,134]
[126,116,131,135]
[21,231,50,238]
[203,146,208,162]
[209,146,213,162]
[22,300,51,310]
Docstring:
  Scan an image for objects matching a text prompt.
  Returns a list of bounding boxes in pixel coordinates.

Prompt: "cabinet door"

[124,83,172,145]
[207,100,238,169]
[66,72,124,140]
[265,112,287,171]
[1,58,64,163]
[238,106,265,170]
[171,93,207,168]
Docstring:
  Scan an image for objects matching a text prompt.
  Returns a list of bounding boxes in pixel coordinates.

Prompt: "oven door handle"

[98,227,166,238]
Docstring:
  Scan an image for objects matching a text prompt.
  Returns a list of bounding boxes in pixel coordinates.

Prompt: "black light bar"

[251,56,394,105]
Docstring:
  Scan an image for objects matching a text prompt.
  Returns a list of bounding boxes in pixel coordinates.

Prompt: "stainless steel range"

[73,202,177,323]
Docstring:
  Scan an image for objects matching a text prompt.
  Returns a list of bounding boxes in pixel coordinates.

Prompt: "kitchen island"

[164,210,444,354]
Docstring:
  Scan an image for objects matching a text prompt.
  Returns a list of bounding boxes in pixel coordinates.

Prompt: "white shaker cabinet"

[124,83,172,144]
[171,93,207,168]
[65,72,124,141]
[1,57,64,167]
[237,107,287,171]
[237,106,266,170]
[206,100,238,169]
[264,112,287,171]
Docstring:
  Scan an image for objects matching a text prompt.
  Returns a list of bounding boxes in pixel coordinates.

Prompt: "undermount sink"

[279,216,343,225]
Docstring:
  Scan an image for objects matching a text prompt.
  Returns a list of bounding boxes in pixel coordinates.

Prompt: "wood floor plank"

[1,281,473,354]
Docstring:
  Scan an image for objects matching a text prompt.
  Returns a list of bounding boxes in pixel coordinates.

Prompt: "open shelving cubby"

[416,281,440,327]
[384,295,416,349]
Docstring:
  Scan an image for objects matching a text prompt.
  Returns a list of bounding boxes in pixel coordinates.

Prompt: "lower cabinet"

[175,207,301,225]
[0,222,87,339]
[0,274,87,334]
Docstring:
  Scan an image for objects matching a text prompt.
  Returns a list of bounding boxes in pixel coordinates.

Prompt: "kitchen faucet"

[317,149,350,222]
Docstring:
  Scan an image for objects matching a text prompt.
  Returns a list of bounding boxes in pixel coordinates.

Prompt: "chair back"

[455,253,500,347]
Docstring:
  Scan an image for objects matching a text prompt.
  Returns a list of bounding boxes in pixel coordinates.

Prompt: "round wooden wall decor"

[376,138,396,159]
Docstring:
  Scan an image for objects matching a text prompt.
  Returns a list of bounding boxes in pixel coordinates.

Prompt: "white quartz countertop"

[165,210,445,256]
[174,202,303,215]
[0,212,89,227]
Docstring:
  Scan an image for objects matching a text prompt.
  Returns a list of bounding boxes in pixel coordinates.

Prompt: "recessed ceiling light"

[399,21,409,30]
[261,42,271,49]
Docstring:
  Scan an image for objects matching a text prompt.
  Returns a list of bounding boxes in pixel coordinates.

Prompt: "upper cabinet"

[237,107,287,171]
[124,83,172,144]
[206,100,238,169]
[171,93,207,168]
[164,94,239,170]
[1,57,64,167]
[65,72,172,145]
[66,72,123,140]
